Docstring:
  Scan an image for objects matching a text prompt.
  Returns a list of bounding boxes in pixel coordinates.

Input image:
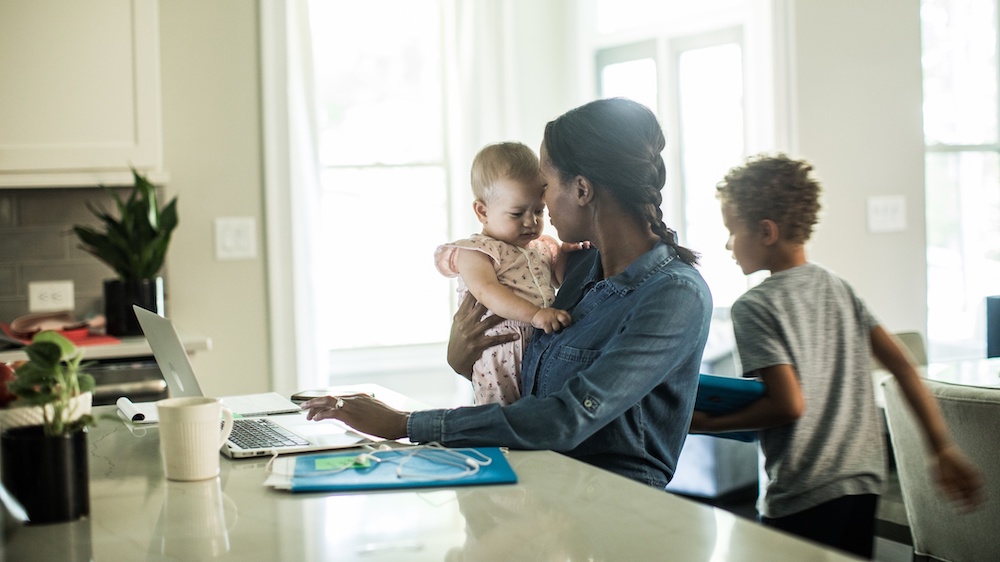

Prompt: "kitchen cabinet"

[0,0,164,188]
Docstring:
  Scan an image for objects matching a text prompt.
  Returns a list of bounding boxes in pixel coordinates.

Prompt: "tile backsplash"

[0,187,160,325]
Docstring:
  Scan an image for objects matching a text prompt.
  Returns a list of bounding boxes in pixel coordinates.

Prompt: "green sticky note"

[315,455,369,471]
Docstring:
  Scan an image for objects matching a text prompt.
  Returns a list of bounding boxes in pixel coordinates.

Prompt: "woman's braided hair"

[542,97,698,265]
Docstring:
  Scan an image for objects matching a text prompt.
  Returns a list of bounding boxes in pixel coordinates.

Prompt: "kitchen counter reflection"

[1,399,857,561]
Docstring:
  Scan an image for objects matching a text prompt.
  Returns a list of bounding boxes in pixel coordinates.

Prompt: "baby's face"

[480,176,547,247]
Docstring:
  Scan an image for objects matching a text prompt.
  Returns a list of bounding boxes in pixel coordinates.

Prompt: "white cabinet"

[0,0,163,188]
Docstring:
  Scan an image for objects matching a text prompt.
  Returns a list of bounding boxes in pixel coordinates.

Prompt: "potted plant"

[73,167,178,336]
[0,331,96,524]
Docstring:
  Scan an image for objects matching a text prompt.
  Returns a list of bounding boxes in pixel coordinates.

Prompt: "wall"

[158,0,270,396]
[787,0,928,335]
[0,188,126,323]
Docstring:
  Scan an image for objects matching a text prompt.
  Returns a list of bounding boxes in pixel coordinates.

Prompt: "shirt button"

[584,399,593,408]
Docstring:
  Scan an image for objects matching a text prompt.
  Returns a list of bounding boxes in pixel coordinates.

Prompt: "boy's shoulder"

[734,263,830,305]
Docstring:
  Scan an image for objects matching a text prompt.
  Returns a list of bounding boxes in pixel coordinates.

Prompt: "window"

[921,0,1000,358]
[307,1,452,363]
[595,32,747,308]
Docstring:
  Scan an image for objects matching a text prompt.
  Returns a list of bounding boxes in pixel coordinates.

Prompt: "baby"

[435,142,572,405]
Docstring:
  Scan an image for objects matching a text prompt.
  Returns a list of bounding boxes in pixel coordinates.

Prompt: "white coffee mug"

[156,397,234,481]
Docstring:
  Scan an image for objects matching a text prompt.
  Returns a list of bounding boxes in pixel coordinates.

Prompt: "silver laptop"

[133,305,368,458]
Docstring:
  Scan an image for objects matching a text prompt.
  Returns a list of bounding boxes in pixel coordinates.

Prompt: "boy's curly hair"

[716,153,821,244]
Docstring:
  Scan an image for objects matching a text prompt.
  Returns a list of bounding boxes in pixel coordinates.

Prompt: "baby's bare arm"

[456,249,545,324]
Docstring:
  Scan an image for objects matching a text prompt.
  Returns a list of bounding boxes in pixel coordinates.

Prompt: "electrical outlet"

[28,280,75,313]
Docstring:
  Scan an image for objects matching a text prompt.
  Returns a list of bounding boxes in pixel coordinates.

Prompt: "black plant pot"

[104,277,164,337]
[0,425,90,524]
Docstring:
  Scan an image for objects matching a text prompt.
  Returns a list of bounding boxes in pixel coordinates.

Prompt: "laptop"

[132,305,369,458]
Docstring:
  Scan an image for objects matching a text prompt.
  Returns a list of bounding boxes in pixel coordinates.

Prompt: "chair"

[872,330,927,371]
[872,331,927,409]
[881,377,1000,562]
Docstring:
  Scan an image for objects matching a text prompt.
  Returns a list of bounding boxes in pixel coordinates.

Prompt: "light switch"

[867,195,907,233]
[215,217,257,260]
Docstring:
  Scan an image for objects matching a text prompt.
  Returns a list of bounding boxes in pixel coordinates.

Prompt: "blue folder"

[288,446,517,493]
[695,373,765,442]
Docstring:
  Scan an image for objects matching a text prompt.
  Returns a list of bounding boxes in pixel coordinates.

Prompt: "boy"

[691,154,983,559]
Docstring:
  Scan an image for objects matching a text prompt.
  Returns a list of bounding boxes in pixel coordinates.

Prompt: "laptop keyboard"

[227,418,310,450]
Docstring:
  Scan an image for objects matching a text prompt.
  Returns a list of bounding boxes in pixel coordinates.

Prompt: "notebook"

[695,373,766,442]
[267,447,518,493]
[132,305,369,458]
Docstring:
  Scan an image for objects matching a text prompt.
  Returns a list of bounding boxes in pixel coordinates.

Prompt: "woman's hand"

[301,394,409,440]
[447,294,519,379]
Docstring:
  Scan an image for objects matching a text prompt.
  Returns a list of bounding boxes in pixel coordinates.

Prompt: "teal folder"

[288,447,517,493]
[695,373,765,442]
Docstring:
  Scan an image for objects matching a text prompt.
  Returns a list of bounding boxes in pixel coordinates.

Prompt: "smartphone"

[289,389,332,403]
[290,390,376,403]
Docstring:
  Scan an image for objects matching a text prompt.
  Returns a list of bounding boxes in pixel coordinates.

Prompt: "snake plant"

[72,168,178,281]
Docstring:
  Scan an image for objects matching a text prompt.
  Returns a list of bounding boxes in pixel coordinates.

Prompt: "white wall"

[159,0,270,396]
[787,0,928,335]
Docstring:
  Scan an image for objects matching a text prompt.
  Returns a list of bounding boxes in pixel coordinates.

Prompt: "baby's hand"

[531,307,572,334]
[561,241,592,253]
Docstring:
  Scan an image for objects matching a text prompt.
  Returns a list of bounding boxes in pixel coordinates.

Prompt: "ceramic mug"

[156,397,234,481]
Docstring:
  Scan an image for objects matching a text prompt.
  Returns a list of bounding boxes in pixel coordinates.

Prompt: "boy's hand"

[932,444,985,512]
[531,307,572,334]
[688,410,712,434]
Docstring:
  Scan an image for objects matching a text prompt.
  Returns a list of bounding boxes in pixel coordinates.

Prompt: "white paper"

[117,397,159,424]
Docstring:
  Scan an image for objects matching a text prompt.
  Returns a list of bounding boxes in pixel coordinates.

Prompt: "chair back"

[882,378,999,562]
[872,331,927,370]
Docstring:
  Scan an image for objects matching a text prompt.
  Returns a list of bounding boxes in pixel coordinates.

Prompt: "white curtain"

[442,0,550,237]
[260,0,327,394]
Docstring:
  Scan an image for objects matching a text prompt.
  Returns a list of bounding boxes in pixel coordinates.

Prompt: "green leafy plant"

[72,167,178,281]
[8,331,96,436]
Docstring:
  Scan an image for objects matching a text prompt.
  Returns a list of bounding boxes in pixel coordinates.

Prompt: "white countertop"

[0,384,859,561]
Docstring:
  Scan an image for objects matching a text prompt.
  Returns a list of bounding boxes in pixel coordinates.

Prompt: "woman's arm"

[412,274,713,451]
[871,326,984,510]
[456,249,570,333]
[689,364,804,434]
[301,394,409,439]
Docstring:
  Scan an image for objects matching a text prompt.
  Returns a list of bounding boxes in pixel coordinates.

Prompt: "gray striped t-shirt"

[732,262,885,518]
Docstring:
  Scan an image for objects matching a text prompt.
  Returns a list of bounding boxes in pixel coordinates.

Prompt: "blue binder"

[695,373,765,442]
[288,447,517,493]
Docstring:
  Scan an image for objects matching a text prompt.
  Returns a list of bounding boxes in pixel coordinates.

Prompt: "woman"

[303,98,713,489]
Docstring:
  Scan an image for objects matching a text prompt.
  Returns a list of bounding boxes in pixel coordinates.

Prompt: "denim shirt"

[407,242,713,489]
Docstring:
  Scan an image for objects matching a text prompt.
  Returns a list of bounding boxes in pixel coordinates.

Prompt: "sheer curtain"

[443,0,545,239]
[260,0,326,394]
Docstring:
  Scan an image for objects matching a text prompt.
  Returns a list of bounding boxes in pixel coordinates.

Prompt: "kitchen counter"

[0,334,211,364]
[1,335,212,405]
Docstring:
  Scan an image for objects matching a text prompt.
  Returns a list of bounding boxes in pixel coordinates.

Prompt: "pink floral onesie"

[434,233,561,405]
